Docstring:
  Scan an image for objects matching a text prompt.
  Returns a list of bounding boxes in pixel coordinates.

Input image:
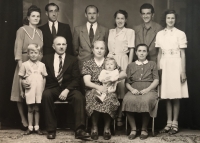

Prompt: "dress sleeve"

[82,61,92,76]
[41,64,48,76]
[178,31,187,48]
[127,29,135,48]
[18,63,26,77]
[152,62,159,80]
[155,32,161,48]
[125,64,132,84]
[14,28,25,61]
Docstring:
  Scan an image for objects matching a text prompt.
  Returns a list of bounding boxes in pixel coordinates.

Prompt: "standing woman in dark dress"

[122,44,159,140]
[10,5,43,130]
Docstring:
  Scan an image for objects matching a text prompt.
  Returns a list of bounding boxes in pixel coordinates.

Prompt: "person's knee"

[28,106,34,113]
[34,105,40,112]
[42,89,52,100]
[73,90,85,101]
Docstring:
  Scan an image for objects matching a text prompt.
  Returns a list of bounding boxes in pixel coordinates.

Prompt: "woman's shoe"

[159,121,172,133]
[35,129,44,135]
[20,123,28,131]
[103,131,111,140]
[128,130,136,140]
[169,121,178,135]
[140,130,148,140]
[91,132,98,140]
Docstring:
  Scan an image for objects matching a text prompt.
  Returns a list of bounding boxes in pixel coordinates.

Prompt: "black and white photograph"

[0,0,200,142]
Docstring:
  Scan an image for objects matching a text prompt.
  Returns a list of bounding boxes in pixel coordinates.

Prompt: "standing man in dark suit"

[73,5,109,69]
[133,3,163,62]
[39,3,73,55]
[41,36,90,139]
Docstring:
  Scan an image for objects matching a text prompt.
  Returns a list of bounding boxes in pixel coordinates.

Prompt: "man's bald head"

[52,36,67,55]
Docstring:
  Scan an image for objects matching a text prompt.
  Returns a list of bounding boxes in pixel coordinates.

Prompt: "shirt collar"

[164,27,176,32]
[28,59,39,66]
[135,60,148,65]
[86,22,97,32]
[143,23,151,30]
[48,20,58,26]
[54,52,66,60]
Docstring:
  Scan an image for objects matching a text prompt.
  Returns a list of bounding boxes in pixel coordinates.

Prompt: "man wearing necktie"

[39,3,73,55]
[41,36,90,139]
[73,5,109,70]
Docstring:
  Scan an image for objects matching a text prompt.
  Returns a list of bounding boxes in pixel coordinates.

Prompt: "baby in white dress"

[94,57,120,102]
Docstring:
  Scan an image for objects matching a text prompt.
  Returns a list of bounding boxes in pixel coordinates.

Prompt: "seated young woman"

[122,44,159,140]
[82,40,126,140]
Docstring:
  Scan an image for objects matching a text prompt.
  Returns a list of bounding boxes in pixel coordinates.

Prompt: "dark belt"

[22,52,27,54]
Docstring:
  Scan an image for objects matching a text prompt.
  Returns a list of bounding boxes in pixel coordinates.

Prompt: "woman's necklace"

[94,58,104,67]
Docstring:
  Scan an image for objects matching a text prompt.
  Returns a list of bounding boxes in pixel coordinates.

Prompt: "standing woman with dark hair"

[107,10,135,129]
[10,5,43,131]
[156,10,189,134]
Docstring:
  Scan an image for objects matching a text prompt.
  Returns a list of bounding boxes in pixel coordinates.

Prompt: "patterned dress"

[10,25,43,102]
[82,58,120,118]
[122,60,159,117]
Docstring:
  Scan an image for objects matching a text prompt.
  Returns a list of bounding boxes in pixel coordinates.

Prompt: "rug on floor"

[0,129,200,143]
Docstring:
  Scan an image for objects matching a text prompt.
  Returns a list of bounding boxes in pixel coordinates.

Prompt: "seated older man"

[41,36,90,139]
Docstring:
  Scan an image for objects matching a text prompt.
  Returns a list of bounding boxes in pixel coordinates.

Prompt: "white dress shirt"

[54,53,65,77]
[86,22,97,35]
[48,20,58,34]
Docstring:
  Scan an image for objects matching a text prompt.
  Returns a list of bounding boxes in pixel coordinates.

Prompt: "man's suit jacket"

[42,53,80,91]
[39,22,73,56]
[134,22,163,62]
[73,24,109,62]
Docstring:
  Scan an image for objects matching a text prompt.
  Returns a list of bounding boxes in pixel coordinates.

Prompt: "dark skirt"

[85,89,120,118]
[122,90,159,117]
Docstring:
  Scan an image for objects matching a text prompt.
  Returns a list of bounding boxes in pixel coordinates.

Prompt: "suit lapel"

[138,25,144,43]
[44,23,53,41]
[81,25,91,47]
[57,22,62,35]
[145,22,157,48]
[61,54,71,73]
[93,25,101,43]
[48,54,56,78]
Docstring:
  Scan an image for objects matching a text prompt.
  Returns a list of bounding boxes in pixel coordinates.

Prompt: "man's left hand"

[59,89,69,100]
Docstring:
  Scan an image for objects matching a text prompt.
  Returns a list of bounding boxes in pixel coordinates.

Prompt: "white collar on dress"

[94,57,104,67]
[28,59,39,66]
[135,60,148,65]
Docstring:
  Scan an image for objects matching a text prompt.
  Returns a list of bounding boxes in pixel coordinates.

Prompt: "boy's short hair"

[27,43,41,53]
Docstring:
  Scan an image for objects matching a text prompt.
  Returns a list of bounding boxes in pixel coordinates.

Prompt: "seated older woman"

[82,40,126,140]
[122,44,159,140]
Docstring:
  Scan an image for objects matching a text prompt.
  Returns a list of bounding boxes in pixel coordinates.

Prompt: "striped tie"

[57,55,63,86]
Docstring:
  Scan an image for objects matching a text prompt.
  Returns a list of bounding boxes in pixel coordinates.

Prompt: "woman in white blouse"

[156,10,189,134]
[107,10,135,129]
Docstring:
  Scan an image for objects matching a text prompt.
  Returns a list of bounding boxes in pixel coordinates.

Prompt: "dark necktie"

[57,55,63,86]
[89,24,94,44]
[52,22,56,39]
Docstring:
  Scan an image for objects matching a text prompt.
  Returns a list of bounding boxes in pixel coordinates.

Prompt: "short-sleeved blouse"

[126,61,159,85]
[155,27,187,49]
[82,58,104,86]
[14,25,43,61]
[108,27,135,54]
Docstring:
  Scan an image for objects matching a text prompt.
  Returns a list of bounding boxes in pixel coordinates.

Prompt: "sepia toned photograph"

[0,0,200,142]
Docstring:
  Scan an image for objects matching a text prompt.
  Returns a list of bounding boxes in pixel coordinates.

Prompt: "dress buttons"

[141,68,143,70]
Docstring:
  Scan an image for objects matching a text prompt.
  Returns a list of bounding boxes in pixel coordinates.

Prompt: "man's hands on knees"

[59,89,69,100]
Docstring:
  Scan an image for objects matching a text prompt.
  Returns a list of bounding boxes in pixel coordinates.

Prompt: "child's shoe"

[24,126,33,135]
[34,125,44,135]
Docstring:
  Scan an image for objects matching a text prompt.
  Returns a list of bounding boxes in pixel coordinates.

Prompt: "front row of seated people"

[18,38,162,140]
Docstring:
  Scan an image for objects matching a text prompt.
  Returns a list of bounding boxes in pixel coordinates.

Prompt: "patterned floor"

[0,129,200,143]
